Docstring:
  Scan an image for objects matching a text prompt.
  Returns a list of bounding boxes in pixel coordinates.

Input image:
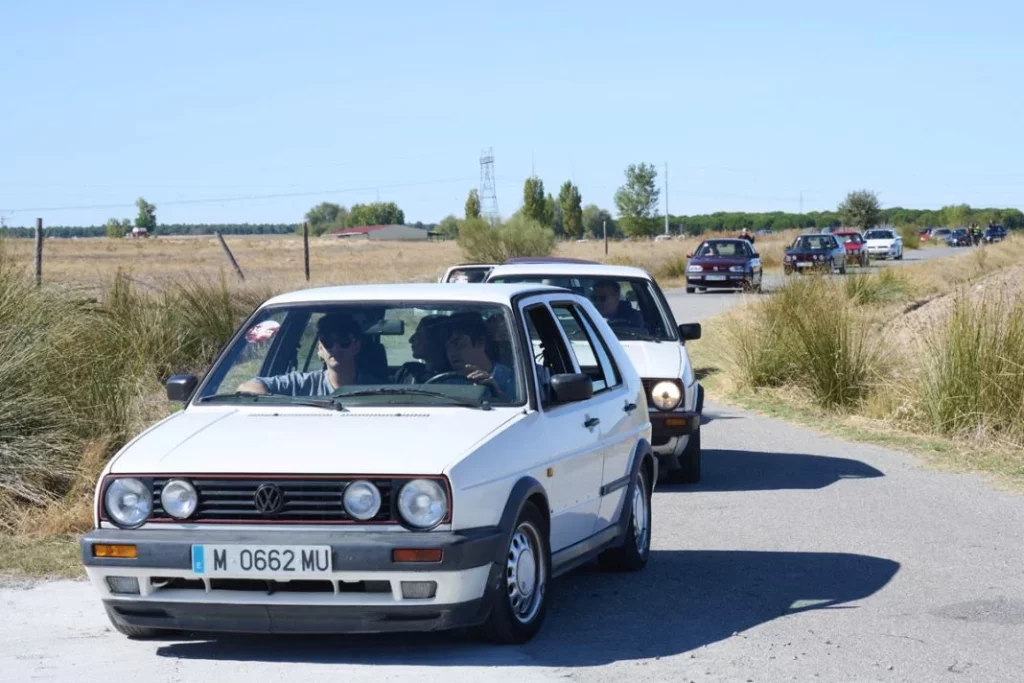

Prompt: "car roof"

[487,262,654,280]
[503,256,601,265]
[263,283,564,307]
[699,238,749,244]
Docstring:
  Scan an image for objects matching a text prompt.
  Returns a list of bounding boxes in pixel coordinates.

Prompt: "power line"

[4,176,479,214]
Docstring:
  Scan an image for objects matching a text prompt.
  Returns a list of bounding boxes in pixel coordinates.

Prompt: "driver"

[591,280,644,328]
[394,315,449,384]
[436,312,516,399]
[237,313,382,396]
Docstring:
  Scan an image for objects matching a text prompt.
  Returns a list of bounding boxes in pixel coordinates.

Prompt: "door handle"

[623,402,637,413]
[584,417,600,429]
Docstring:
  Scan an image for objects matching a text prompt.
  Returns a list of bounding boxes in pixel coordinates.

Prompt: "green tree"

[465,189,481,219]
[347,202,405,227]
[582,204,617,238]
[559,181,584,239]
[303,202,349,236]
[105,217,131,238]
[135,197,157,233]
[457,214,555,263]
[614,163,660,237]
[544,193,559,234]
[522,177,548,225]
[838,190,882,232]
[941,203,971,228]
[437,214,460,239]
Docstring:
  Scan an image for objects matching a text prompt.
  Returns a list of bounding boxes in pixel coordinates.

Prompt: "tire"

[483,502,551,644]
[598,466,652,572]
[784,266,793,276]
[667,426,701,484]
[103,605,168,639]
[839,261,847,275]
[685,286,695,294]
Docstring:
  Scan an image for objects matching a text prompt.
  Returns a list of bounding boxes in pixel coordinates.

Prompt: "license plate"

[796,262,813,267]
[191,545,332,577]
[705,274,727,281]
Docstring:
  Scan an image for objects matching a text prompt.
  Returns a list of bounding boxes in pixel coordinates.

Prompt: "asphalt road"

[4,244,1021,683]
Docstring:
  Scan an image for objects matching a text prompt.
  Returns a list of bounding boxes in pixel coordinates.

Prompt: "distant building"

[331,224,433,241]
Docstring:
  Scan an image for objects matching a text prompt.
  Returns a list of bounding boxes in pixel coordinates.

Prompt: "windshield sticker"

[245,320,281,344]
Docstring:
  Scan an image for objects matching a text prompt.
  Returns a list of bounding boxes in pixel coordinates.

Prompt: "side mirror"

[166,374,198,402]
[685,252,693,258]
[678,323,702,341]
[549,373,594,404]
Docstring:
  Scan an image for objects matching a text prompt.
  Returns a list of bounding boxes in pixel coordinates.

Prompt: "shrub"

[897,224,921,250]
[458,215,555,263]
[845,268,916,305]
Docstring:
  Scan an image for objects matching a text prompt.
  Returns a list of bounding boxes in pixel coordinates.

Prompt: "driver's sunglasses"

[320,333,355,349]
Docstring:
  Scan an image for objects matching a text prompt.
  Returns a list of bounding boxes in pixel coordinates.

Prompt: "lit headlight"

[650,380,682,411]
[343,480,382,521]
[104,478,152,528]
[398,479,448,529]
[729,265,745,273]
[687,265,703,273]
[160,479,197,519]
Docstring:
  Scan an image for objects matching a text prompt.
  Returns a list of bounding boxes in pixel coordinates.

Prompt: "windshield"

[864,230,894,240]
[792,235,837,251]
[195,302,524,408]
[488,274,676,341]
[694,241,752,258]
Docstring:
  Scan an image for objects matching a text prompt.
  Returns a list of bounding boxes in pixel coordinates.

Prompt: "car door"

[518,298,605,553]
[548,301,639,533]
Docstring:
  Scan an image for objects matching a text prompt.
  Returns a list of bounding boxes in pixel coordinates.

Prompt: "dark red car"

[685,238,763,293]
[831,230,869,267]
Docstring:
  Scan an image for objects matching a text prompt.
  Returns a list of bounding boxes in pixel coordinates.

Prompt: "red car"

[831,230,869,267]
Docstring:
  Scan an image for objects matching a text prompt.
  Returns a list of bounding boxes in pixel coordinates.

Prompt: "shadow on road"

[662,448,884,492]
[153,550,898,667]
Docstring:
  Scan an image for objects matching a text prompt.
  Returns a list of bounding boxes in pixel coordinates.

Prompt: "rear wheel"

[483,502,550,644]
[839,260,847,275]
[598,467,651,572]
[685,286,695,294]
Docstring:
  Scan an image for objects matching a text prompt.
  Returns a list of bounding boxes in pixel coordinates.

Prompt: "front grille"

[146,476,402,524]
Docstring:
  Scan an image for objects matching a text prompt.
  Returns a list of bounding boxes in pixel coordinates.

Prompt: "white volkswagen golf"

[484,262,704,484]
[81,283,654,644]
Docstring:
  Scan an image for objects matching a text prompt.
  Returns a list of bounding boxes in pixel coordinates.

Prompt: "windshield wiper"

[198,393,346,411]
[614,329,661,342]
[334,388,492,410]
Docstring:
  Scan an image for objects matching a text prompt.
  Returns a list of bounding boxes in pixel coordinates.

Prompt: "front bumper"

[687,273,751,288]
[82,526,503,634]
[865,245,897,257]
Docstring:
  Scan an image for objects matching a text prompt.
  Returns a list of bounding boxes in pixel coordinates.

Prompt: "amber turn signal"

[392,548,443,563]
[665,417,690,427]
[93,544,138,559]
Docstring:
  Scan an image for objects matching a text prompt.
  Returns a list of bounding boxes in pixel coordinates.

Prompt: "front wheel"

[598,466,652,572]
[483,502,550,644]
[685,286,695,294]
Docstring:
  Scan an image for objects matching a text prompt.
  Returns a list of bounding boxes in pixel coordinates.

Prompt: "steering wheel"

[423,371,467,384]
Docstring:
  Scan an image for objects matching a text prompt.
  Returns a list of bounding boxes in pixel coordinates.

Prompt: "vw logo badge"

[253,484,284,515]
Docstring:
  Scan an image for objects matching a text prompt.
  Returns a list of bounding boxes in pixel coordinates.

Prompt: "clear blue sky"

[1,0,1021,227]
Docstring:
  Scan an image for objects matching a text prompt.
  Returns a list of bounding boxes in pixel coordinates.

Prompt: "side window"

[551,303,620,394]
[524,304,576,406]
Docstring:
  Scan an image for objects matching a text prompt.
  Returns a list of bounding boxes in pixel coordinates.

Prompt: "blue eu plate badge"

[192,545,205,574]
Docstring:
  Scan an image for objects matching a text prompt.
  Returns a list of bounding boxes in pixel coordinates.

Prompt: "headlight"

[104,478,152,528]
[343,480,382,521]
[729,265,745,273]
[397,479,448,529]
[687,265,703,273]
[650,380,682,411]
[160,479,197,519]
[784,254,792,262]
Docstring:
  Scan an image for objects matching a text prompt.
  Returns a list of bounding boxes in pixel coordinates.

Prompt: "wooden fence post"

[34,217,43,286]
[215,231,245,281]
[303,221,310,281]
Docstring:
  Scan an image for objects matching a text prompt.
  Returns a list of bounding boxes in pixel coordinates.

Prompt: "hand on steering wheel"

[423,371,467,384]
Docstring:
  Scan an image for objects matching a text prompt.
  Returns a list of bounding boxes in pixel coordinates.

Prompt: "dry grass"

[0,229,803,295]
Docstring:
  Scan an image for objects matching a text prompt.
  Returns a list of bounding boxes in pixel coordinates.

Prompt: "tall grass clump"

[458,215,555,263]
[728,275,879,408]
[919,292,1024,446]
[0,261,266,532]
[845,268,916,305]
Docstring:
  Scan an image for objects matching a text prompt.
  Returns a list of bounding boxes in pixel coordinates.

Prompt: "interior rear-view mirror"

[678,323,702,341]
[365,319,404,335]
[166,374,199,402]
[549,373,594,404]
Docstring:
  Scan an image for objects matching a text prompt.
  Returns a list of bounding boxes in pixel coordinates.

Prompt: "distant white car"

[438,263,496,283]
[81,283,655,644]
[863,228,904,260]
[484,262,704,484]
